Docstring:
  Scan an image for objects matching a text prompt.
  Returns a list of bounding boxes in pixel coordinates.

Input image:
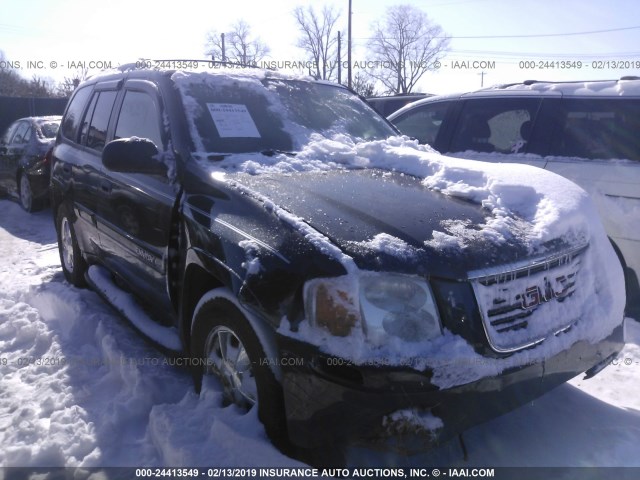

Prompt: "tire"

[191,293,288,446]
[56,203,87,287]
[19,173,39,213]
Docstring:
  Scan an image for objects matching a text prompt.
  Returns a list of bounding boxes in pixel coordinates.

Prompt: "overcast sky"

[1,0,639,94]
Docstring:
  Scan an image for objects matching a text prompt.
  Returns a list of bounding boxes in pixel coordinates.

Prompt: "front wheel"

[56,203,87,287]
[191,293,287,446]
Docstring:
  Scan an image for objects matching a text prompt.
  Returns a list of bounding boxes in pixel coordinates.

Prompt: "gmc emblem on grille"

[519,275,574,310]
[521,286,542,309]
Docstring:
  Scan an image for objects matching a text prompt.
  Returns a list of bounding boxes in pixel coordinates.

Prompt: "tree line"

[0,3,449,98]
[0,50,88,98]
[205,4,450,96]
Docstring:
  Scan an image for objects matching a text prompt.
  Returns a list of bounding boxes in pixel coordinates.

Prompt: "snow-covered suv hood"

[234,167,553,279]
[209,135,595,254]
[201,135,625,387]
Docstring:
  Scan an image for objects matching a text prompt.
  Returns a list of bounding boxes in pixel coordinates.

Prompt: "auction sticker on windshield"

[207,103,261,138]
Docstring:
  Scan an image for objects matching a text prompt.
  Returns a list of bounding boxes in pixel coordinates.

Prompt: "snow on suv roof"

[490,78,640,96]
[388,78,640,119]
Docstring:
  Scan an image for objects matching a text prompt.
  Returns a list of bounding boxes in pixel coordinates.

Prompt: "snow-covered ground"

[1,198,639,469]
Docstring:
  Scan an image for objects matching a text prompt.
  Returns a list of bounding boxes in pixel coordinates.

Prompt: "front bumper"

[278,324,624,450]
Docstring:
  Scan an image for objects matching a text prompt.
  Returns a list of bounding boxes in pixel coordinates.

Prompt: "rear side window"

[61,86,92,141]
[82,91,117,152]
[450,98,541,154]
[114,90,163,149]
[79,94,99,145]
[10,122,31,144]
[393,102,449,146]
[549,98,640,161]
[1,122,20,144]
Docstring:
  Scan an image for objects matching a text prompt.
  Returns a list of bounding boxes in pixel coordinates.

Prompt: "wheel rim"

[204,325,257,408]
[20,175,32,211]
[60,217,75,274]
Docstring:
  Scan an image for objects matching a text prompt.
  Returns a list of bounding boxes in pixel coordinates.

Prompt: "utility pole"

[221,33,226,62]
[479,70,486,87]
[348,0,352,88]
[337,31,342,84]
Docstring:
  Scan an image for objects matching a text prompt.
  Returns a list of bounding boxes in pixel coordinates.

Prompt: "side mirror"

[102,138,167,175]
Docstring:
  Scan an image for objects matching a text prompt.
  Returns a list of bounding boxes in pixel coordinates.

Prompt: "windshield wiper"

[260,149,297,157]
[204,150,297,161]
[206,153,232,161]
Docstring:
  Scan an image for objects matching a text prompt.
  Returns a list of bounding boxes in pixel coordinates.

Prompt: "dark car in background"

[0,115,61,212]
[366,93,433,117]
[388,78,640,319]
[50,66,624,461]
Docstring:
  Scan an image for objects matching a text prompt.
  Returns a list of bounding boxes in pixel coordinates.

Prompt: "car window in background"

[450,98,541,154]
[1,122,20,145]
[393,102,450,146]
[549,98,640,161]
[11,122,32,145]
[114,90,163,149]
[39,121,60,139]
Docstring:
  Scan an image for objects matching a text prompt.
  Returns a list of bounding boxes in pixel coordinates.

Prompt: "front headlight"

[360,273,442,344]
[304,273,442,343]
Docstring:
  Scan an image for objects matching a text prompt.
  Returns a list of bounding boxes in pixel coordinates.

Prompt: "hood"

[232,169,544,279]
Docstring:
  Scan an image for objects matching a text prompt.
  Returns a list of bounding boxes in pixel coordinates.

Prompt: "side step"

[86,265,182,352]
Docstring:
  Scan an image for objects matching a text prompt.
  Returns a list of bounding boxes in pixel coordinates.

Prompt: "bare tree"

[56,67,90,97]
[293,5,340,80]
[351,71,379,97]
[369,4,449,94]
[0,51,23,96]
[0,52,58,97]
[205,20,270,65]
[28,75,51,97]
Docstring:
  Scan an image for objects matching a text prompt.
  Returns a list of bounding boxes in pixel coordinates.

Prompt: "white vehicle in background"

[389,78,640,319]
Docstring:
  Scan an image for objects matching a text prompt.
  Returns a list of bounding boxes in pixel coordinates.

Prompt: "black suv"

[366,93,433,117]
[51,66,624,455]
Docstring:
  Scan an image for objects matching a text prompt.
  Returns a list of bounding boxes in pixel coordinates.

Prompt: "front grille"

[469,243,588,353]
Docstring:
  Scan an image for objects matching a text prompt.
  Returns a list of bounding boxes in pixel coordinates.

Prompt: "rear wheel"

[191,293,287,446]
[19,173,39,213]
[56,203,87,287]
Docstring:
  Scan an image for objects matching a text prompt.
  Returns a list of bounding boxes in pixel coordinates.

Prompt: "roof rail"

[491,77,639,89]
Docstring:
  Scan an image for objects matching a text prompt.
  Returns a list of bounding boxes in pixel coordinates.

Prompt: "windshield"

[175,74,396,154]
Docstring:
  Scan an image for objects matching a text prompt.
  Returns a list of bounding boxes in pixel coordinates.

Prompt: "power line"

[449,25,640,39]
[422,0,492,7]
[446,49,640,59]
[353,25,640,41]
